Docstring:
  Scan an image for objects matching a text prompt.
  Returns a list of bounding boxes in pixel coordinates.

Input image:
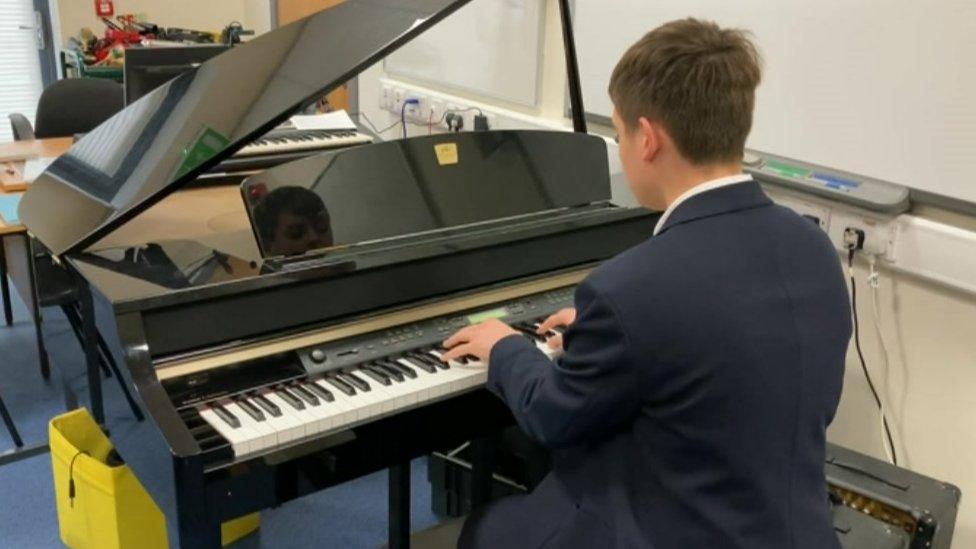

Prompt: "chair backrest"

[33,78,124,139]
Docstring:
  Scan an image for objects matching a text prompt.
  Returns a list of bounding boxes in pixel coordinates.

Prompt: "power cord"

[347,112,401,137]
[847,247,898,466]
[401,98,420,139]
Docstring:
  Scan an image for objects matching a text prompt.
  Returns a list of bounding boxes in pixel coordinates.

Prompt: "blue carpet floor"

[0,292,446,548]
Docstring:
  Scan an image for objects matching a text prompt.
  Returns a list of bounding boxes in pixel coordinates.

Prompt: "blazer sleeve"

[486,279,641,448]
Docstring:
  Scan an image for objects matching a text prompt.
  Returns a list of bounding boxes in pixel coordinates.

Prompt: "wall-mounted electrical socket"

[379,85,393,110]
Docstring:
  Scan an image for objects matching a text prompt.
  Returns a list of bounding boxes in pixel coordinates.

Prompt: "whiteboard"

[575,0,976,204]
[385,0,544,106]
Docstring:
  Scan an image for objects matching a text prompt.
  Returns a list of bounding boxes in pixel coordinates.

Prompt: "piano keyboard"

[236,129,372,157]
[188,321,563,460]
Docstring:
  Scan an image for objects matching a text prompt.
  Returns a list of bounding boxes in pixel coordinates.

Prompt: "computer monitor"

[123,45,231,105]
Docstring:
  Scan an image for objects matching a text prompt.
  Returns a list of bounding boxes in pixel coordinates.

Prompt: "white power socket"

[379,85,393,110]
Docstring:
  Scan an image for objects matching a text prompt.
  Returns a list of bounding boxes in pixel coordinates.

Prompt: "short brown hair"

[609,18,762,165]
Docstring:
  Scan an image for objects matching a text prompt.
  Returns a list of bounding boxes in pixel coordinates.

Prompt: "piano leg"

[76,276,105,426]
[176,457,222,549]
[389,461,411,549]
[470,436,499,510]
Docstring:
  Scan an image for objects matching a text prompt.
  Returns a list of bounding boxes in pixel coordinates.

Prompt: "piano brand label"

[434,143,459,166]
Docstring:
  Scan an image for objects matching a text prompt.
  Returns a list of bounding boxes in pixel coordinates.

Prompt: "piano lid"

[241,130,612,259]
[18,0,471,257]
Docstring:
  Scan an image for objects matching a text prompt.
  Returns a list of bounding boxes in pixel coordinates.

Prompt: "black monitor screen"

[124,46,230,105]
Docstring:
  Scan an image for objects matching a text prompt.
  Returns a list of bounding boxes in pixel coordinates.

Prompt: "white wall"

[53,0,271,47]
[362,1,976,545]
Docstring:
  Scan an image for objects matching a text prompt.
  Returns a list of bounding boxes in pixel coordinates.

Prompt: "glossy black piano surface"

[19,0,471,257]
[242,130,612,258]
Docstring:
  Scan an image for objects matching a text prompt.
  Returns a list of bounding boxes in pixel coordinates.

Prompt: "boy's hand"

[537,307,577,350]
[442,320,519,363]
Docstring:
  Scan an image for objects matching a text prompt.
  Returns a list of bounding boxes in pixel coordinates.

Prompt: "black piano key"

[305,381,335,402]
[401,356,436,374]
[375,363,405,383]
[291,384,320,406]
[252,393,282,417]
[325,375,356,396]
[211,402,241,429]
[339,371,371,392]
[513,323,547,343]
[276,387,306,410]
[361,366,393,386]
[234,397,266,422]
[413,350,450,370]
[382,360,417,379]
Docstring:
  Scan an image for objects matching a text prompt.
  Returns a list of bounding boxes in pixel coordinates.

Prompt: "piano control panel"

[296,286,576,373]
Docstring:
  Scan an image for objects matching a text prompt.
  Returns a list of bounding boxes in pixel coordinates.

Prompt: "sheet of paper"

[22,157,55,183]
[290,110,357,131]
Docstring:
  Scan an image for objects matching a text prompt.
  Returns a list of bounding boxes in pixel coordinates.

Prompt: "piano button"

[305,381,335,402]
[234,397,265,422]
[325,375,356,396]
[276,387,306,411]
[340,371,372,392]
[361,366,393,386]
[291,384,320,406]
[398,356,435,374]
[212,402,241,429]
[252,393,282,417]
[375,363,405,383]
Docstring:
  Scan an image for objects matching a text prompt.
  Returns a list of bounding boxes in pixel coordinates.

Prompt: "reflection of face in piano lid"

[253,186,334,257]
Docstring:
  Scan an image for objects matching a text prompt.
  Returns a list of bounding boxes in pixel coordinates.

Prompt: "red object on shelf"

[94,0,114,17]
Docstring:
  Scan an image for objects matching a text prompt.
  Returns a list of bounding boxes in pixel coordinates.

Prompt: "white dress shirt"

[653,174,754,235]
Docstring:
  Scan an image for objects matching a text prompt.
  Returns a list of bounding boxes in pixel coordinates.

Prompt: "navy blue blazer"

[459,181,852,549]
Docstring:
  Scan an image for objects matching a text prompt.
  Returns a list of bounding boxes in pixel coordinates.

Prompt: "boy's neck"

[661,161,745,208]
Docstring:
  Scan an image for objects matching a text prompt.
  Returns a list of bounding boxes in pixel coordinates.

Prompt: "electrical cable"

[436,106,484,127]
[848,249,898,465]
[867,255,903,465]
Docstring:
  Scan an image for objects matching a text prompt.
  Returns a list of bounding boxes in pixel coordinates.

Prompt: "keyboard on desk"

[163,285,575,465]
[236,129,373,157]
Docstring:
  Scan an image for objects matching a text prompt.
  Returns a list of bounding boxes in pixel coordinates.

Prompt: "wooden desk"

[0,138,73,330]
[0,137,73,195]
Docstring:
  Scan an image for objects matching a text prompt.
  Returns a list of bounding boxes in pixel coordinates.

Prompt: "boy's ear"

[636,117,662,163]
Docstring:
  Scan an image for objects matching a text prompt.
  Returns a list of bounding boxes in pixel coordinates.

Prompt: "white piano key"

[259,391,305,443]
[199,405,251,457]
[226,401,276,452]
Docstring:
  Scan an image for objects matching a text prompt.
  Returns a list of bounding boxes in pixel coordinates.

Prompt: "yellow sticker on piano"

[434,143,459,166]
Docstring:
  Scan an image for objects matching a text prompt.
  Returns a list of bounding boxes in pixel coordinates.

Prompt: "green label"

[765,160,811,179]
[175,127,230,179]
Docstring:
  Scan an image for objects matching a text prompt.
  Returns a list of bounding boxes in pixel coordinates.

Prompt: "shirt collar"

[653,174,755,236]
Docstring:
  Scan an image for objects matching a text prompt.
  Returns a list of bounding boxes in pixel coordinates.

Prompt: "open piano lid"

[18,0,472,257]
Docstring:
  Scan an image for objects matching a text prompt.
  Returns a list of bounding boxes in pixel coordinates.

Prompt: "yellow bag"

[50,408,259,548]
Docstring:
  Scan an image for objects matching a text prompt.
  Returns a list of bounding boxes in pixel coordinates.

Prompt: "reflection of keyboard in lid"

[235,129,373,157]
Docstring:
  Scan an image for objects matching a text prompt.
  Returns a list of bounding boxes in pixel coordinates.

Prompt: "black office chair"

[33,246,143,422]
[7,78,123,140]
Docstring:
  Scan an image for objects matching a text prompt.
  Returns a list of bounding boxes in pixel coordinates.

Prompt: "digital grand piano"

[18,1,658,547]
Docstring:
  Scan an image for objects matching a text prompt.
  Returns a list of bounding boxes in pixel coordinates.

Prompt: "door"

[276,0,351,112]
